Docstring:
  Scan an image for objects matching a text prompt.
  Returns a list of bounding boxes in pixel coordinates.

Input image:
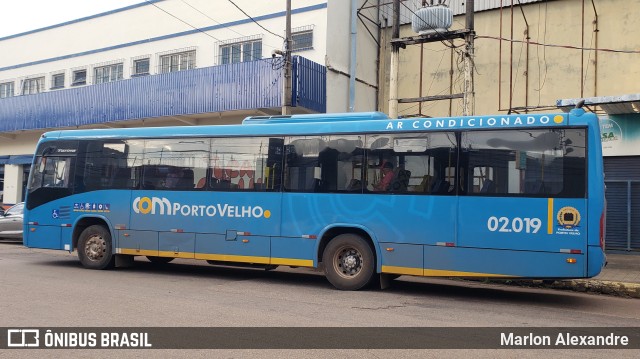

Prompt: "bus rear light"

[236,232,251,236]
[28,222,38,225]
[436,242,455,247]
[566,258,577,264]
[60,224,71,227]
[599,211,606,250]
[171,229,184,233]
[115,224,127,230]
[560,249,582,254]
[301,234,317,239]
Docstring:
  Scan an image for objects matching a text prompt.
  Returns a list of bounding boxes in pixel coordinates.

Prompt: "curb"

[546,279,640,298]
[479,278,640,299]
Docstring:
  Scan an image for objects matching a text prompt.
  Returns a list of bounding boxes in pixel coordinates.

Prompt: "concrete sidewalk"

[595,252,640,283]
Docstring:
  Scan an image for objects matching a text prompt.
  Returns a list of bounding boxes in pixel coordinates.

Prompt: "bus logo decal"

[556,206,582,236]
[132,196,270,219]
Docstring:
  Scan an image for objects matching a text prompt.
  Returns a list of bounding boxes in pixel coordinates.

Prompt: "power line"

[227,0,285,40]
[477,35,640,54]
[144,0,222,42]
[180,0,280,50]
[180,0,242,37]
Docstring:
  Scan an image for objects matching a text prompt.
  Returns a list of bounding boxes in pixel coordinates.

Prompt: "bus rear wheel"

[147,256,174,264]
[77,225,114,270]
[323,234,375,290]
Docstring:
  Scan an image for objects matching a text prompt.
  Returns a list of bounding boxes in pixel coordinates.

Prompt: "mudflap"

[115,254,135,268]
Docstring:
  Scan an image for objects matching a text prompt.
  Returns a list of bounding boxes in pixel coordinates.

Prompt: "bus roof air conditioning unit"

[411,5,453,35]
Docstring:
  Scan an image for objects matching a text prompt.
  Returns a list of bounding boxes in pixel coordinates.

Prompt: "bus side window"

[112,167,134,189]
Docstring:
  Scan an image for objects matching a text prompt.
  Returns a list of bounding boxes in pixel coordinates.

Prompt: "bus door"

[192,137,284,264]
[455,128,588,278]
[383,132,458,275]
[25,141,78,249]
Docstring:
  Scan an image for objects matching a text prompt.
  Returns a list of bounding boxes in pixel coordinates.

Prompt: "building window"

[51,73,65,89]
[72,69,87,86]
[219,38,262,64]
[132,58,150,76]
[22,77,45,95]
[94,63,123,84]
[0,81,14,98]
[291,26,314,51]
[159,50,196,73]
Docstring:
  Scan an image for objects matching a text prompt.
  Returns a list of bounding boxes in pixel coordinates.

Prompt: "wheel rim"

[84,234,106,262]
[332,245,363,279]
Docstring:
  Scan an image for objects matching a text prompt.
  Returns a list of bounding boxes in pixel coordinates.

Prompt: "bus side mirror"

[0,210,5,216]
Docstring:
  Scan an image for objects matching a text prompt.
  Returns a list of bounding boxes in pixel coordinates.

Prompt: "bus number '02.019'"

[487,216,542,234]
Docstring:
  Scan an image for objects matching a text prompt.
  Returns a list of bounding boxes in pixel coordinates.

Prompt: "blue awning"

[7,155,34,165]
[0,155,9,165]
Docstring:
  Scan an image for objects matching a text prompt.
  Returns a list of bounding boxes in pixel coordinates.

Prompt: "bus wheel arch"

[318,227,379,290]
[72,217,112,251]
[317,227,378,265]
[74,219,115,270]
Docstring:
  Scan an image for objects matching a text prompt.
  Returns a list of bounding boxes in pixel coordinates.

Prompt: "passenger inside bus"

[164,168,194,189]
[373,162,395,191]
[164,170,181,189]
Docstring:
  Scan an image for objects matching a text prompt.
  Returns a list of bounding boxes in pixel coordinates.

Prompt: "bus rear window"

[461,128,586,198]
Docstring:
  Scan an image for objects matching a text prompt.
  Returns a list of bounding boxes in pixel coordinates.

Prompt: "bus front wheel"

[77,225,115,270]
[323,234,375,290]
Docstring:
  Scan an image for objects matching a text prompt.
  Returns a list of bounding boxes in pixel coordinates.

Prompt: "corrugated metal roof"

[557,94,640,115]
[378,0,547,28]
[0,56,326,133]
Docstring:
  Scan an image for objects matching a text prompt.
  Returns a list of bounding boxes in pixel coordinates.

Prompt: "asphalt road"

[1,240,638,358]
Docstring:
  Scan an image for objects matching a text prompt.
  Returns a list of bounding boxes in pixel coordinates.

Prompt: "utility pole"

[282,0,293,115]
[348,0,358,112]
[388,0,400,119]
[462,0,475,116]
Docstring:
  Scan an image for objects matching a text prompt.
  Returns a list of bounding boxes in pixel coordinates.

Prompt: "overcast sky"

[0,0,143,38]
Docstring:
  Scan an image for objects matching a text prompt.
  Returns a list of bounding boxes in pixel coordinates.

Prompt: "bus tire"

[323,234,375,290]
[77,225,114,270]
[147,256,174,264]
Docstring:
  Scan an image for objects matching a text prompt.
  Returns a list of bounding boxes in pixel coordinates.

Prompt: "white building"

[0,0,380,204]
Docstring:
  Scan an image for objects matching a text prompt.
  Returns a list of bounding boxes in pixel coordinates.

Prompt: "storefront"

[600,114,640,251]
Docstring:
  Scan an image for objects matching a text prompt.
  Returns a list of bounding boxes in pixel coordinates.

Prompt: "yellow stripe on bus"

[548,198,554,234]
[423,268,518,277]
[271,258,314,267]
[381,265,423,276]
[194,253,271,264]
[157,251,195,259]
[382,266,517,278]
[118,248,158,256]
[118,249,313,267]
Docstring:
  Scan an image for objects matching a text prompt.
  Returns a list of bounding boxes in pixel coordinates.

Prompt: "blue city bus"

[23,108,606,290]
